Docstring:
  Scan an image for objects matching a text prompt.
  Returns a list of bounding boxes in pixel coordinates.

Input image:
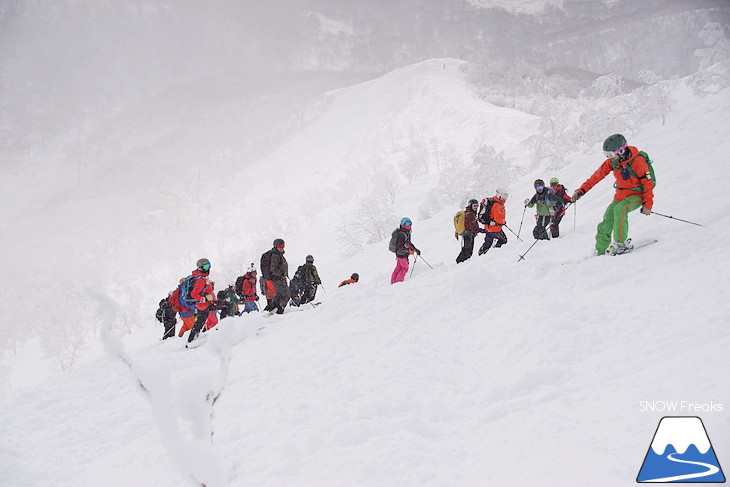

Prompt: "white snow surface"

[2,59,730,486]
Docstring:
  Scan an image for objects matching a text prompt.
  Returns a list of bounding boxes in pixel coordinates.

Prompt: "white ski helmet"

[495,188,509,201]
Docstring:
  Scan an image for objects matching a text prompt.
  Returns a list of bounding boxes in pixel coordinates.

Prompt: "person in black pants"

[456,199,483,263]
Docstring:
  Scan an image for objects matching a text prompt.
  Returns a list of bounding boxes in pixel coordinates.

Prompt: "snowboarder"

[525,179,558,240]
[186,258,216,345]
[238,263,260,314]
[339,273,359,287]
[478,188,509,255]
[261,239,289,314]
[456,199,484,263]
[390,217,420,284]
[572,134,654,255]
[548,177,573,238]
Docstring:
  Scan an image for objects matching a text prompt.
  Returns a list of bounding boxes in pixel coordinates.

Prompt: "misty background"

[1,0,729,367]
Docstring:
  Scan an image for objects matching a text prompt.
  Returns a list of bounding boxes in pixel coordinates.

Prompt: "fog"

[0,0,728,363]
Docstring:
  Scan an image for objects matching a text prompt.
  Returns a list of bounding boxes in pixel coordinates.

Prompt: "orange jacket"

[578,147,654,209]
[339,279,356,287]
[485,198,506,233]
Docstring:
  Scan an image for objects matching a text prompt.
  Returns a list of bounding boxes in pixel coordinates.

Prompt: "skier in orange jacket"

[572,134,654,255]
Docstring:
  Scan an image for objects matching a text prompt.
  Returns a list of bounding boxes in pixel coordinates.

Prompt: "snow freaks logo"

[637,416,726,483]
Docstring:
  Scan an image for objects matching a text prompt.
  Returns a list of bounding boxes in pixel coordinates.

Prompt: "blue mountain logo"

[637,416,725,483]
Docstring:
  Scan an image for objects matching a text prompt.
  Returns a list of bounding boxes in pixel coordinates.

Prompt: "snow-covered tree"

[695,22,730,69]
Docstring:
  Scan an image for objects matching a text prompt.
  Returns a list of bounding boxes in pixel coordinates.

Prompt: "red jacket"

[339,279,356,287]
[485,198,506,233]
[578,146,654,209]
[241,272,258,302]
[190,270,215,310]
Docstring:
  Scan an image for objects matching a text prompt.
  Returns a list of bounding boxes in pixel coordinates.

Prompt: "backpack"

[169,275,199,311]
[477,198,496,225]
[293,265,309,283]
[615,151,656,190]
[453,210,466,235]
[235,275,246,297]
[168,288,184,312]
[632,151,656,188]
[388,229,399,253]
[155,298,167,322]
[260,250,274,280]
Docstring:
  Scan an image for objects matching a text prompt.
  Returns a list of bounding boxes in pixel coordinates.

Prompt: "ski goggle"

[535,185,544,191]
[200,263,211,271]
[604,144,627,159]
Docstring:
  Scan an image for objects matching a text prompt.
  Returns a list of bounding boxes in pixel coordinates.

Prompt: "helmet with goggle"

[603,133,627,158]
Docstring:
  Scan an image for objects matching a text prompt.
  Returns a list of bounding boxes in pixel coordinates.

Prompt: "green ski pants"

[595,195,642,254]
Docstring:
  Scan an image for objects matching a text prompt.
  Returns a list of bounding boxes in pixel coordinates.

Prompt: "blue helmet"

[400,217,412,227]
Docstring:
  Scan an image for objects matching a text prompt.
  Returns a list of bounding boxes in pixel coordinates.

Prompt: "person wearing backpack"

[390,217,420,284]
[291,255,321,306]
[155,292,178,340]
[572,134,654,255]
[186,258,217,345]
[238,263,260,314]
[339,273,359,287]
[478,188,509,255]
[176,276,198,338]
[524,179,558,241]
[216,285,240,319]
[548,177,573,238]
[261,239,289,314]
[456,199,484,264]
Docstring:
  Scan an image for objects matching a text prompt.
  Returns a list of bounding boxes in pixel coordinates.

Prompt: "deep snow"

[2,59,729,487]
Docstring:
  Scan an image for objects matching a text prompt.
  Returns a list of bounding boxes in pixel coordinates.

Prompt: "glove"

[454,232,459,240]
[572,189,584,202]
[204,294,215,302]
[416,248,421,255]
[255,295,260,301]
[641,206,651,215]
[524,198,530,206]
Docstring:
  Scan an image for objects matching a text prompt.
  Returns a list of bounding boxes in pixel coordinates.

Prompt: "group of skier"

[156,239,359,344]
[448,133,654,263]
[157,133,655,343]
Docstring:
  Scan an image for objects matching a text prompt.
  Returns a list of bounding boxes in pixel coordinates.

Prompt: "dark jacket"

[394,228,419,258]
[269,248,288,279]
[464,208,482,235]
[551,183,572,210]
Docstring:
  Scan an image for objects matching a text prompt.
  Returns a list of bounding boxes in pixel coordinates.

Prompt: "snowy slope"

[2,62,730,487]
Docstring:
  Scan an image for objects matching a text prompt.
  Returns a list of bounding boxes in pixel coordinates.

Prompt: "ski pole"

[573,202,576,231]
[517,240,539,262]
[503,224,524,242]
[418,254,434,269]
[650,211,703,227]
[517,206,527,238]
[410,254,418,277]
[319,283,327,294]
